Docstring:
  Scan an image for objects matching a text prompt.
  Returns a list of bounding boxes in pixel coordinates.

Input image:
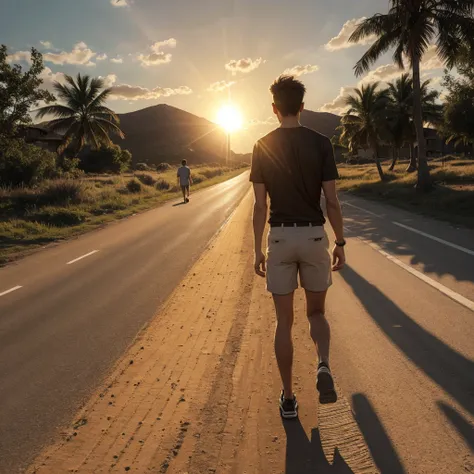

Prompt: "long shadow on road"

[437,401,474,451]
[352,393,406,474]
[343,207,474,284]
[341,265,474,417]
[283,420,353,474]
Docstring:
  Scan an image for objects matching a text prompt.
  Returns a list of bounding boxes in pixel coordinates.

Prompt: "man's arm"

[189,170,193,185]
[252,183,267,276]
[322,180,345,271]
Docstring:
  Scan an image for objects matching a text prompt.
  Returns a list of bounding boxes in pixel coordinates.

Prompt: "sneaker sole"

[279,408,298,419]
[279,402,299,419]
[317,372,338,404]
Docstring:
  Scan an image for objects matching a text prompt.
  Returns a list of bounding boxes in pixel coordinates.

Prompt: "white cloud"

[207,80,236,92]
[43,41,97,66]
[421,45,444,71]
[325,17,377,51]
[109,83,192,100]
[225,57,264,75]
[40,41,53,49]
[7,51,32,64]
[111,0,130,7]
[39,67,66,93]
[137,38,176,67]
[283,64,319,77]
[97,53,108,61]
[360,63,402,84]
[151,38,177,50]
[110,56,124,64]
[99,74,118,88]
[320,86,355,115]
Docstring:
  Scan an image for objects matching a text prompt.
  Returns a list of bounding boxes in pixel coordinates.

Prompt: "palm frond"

[35,104,76,119]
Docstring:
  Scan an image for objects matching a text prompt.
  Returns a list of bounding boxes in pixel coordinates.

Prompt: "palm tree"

[386,74,443,171]
[340,83,390,181]
[386,74,413,170]
[349,1,474,191]
[36,73,124,154]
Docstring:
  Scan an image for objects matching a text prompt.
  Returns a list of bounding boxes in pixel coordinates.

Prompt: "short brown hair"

[181,159,187,166]
[270,75,306,116]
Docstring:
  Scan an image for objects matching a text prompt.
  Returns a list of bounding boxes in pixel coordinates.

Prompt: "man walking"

[177,159,192,203]
[250,75,346,418]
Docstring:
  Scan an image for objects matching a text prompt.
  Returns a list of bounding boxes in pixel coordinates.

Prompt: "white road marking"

[393,222,474,257]
[344,200,474,257]
[67,250,99,265]
[342,201,383,218]
[0,286,22,297]
[357,237,474,313]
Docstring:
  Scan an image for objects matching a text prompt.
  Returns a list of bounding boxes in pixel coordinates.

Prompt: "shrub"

[91,197,127,215]
[29,207,88,227]
[136,173,156,186]
[135,163,149,171]
[156,162,171,172]
[155,178,171,191]
[192,173,205,184]
[0,138,57,186]
[40,179,88,206]
[79,145,131,174]
[201,168,223,179]
[126,178,142,193]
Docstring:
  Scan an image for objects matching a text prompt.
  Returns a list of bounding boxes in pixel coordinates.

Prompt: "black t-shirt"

[249,126,339,225]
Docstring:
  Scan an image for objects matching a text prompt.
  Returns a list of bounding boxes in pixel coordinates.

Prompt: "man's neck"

[279,115,301,128]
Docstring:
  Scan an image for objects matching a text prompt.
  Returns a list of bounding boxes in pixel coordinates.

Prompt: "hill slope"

[115,104,228,166]
[300,110,341,138]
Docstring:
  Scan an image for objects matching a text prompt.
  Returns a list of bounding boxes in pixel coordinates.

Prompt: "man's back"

[177,165,191,185]
[250,126,338,225]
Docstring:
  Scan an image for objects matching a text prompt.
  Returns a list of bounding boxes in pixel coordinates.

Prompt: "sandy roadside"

[27,191,378,474]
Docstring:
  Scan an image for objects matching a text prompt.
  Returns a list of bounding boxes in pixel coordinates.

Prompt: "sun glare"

[216,105,243,133]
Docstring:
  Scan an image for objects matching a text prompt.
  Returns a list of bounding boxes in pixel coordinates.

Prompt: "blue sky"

[2,0,445,152]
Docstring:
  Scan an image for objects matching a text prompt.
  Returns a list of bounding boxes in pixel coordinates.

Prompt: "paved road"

[24,190,474,474]
[2,178,474,473]
[0,172,250,473]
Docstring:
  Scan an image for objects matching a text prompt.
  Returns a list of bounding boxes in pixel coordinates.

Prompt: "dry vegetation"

[0,164,248,265]
[338,156,474,228]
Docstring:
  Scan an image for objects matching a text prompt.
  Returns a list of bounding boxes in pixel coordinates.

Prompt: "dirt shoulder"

[27,192,378,474]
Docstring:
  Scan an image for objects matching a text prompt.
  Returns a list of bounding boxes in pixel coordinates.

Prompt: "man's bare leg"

[305,289,337,403]
[273,292,295,399]
[305,289,330,363]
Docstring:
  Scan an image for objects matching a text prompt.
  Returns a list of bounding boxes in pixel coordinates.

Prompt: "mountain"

[114,104,228,166]
[300,110,341,139]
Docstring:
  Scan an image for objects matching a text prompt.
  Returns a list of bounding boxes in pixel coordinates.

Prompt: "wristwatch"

[335,239,346,247]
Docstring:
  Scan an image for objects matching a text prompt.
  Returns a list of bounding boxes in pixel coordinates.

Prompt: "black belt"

[270,222,321,228]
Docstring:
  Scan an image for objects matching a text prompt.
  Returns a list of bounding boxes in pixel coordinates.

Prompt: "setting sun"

[216,105,243,133]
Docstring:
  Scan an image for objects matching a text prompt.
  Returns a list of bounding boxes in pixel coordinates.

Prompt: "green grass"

[0,164,248,265]
[338,158,474,229]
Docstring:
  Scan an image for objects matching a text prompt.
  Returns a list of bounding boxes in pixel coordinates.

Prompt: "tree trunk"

[388,146,398,171]
[373,144,385,181]
[406,143,417,172]
[412,57,432,190]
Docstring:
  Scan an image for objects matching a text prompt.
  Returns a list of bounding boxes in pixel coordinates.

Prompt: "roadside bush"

[79,145,131,174]
[192,173,205,184]
[91,197,127,215]
[126,178,142,193]
[136,173,156,186]
[156,162,171,172]
[0,138,57,186]
[135,163,149,171]
[29,207,88,227]
[201,168,223,179]
[40,179,88,206]
[155,178,171,191]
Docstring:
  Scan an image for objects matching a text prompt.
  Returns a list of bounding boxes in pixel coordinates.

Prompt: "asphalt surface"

[1,175,474,473]
[0,172,250,473]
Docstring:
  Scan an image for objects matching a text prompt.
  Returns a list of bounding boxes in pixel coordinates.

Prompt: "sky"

[1,0,446,152]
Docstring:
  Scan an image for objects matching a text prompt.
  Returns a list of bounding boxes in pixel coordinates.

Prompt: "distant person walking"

[177,159,192,203]
[250,75,346,419]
